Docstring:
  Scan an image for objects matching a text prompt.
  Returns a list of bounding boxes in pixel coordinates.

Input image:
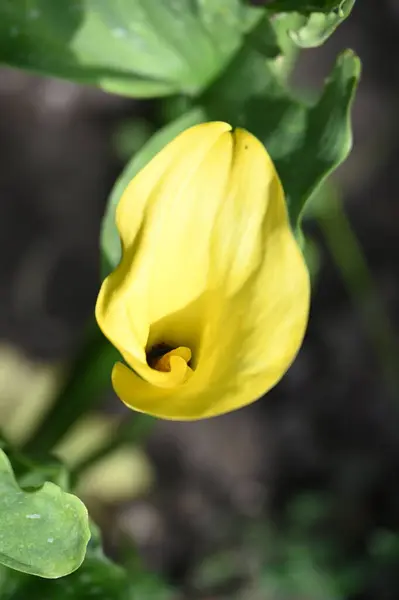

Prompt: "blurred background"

[2,0,399,598]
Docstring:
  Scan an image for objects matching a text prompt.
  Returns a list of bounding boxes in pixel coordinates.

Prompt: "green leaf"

[0,525,128,600]
[202,46,360,238]
[34,521,135,600]
[0,449,90,578]
[0,521,174,600]
[0,0,261,98]
[244,14,281,59]
[286,0,356,48]
[270,13,304,77]
[24,542,132,599]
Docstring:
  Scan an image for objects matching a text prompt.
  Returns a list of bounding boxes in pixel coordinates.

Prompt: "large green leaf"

[0,449,90,578]
[101,46,359,270]
[202,46,360,233]
[0,522,174,600]
[21,526,133,599]
[0,0,261,98]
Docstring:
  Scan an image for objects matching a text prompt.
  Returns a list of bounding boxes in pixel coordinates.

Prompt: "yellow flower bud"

[96,122,310,420]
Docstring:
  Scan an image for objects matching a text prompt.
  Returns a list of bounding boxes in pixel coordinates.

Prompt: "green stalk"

[317,192,399,389]
[22,318,120,456]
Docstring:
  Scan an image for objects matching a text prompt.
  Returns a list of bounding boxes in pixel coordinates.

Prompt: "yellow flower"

[96,122,310,420]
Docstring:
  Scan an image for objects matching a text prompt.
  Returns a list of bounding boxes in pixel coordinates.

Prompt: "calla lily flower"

[96,122,310,420]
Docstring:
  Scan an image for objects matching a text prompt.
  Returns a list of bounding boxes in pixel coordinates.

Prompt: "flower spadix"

[96,122,310,420]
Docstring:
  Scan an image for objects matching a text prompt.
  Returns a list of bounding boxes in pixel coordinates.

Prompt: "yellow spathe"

[96,122,310,420]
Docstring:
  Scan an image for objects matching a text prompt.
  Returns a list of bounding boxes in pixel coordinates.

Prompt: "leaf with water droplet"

[0,521,174,599]
[0,449,90,578]
[0,0,263,97]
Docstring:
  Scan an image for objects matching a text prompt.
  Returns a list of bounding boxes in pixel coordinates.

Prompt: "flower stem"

[317,192,399,390]
[22,318,121,456]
